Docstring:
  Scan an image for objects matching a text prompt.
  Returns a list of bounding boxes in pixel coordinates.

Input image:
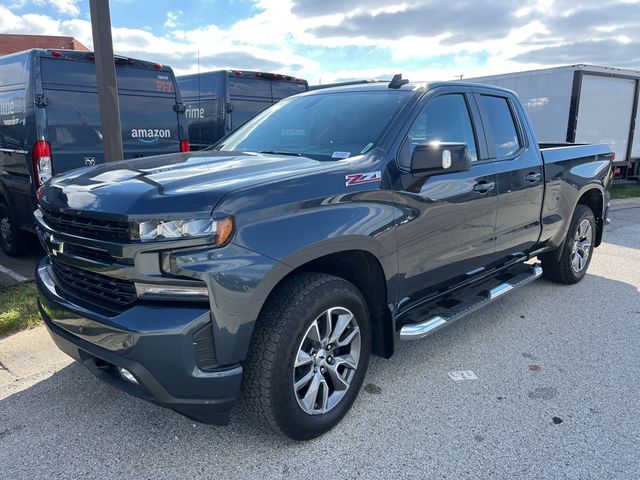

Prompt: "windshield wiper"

[258,150,303,157]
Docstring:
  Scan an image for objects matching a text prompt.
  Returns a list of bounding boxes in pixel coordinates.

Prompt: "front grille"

[51,260,137,313]
[64,244,133,265]
[41,206,130,242]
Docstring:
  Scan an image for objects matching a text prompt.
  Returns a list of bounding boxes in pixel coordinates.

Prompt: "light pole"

[89,0,123,163]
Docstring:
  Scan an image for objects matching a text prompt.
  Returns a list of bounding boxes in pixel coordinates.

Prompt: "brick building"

[0,34,89,56]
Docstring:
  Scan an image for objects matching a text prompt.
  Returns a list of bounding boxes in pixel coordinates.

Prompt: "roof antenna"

[388,73,408,89]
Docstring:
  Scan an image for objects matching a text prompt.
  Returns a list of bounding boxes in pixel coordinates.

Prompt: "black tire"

[242,272,371,440]
[541,204,596,284]
[0,203,34,257]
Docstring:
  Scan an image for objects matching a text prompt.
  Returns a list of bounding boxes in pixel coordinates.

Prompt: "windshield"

[218,90,411,159]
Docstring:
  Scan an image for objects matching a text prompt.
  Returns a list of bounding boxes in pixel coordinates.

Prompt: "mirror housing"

[410,142,472,177]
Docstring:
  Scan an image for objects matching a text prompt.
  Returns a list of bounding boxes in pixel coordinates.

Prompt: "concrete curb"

[610,197,640,210]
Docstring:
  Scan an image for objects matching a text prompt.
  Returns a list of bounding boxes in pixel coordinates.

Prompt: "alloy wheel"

[293,307,361,415]
[571,219,592,273]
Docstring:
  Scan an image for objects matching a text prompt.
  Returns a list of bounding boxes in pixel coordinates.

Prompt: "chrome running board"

[400,264,543,341]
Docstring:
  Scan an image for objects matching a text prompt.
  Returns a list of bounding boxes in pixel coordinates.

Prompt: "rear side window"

[479,95,522,158]
[271,81,308,100]
[229,77,271,98]
[178,73,219,98]
[0,89,26,149]
[399,93,478,168]
[0,55,27,87]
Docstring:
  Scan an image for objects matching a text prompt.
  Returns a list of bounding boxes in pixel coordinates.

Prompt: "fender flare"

[543,183,606,262]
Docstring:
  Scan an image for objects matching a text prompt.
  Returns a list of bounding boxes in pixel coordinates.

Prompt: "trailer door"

[632,98,640,160]
[575,74,636,164]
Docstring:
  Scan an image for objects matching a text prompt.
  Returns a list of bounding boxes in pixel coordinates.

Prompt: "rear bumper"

[36,258,243,425]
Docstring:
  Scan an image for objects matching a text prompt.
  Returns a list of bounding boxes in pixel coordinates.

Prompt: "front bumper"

[36,258,243,425]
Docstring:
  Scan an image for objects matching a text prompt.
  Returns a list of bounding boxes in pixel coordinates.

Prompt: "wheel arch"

[257,247,396,360]
[540,184,605,264]
[575,186,605,247]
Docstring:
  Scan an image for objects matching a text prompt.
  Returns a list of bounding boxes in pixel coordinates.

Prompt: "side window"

[399,93,478,168]
[479,95,522,158]
[0,89,26,149]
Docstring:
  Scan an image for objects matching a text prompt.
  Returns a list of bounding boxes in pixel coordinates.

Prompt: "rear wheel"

[0,203,33,257]
[242,273,371,440]
[541,204,595,284]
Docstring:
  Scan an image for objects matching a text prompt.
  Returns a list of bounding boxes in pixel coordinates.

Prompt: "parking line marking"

[448,371,478,381]
[0,264,28,282]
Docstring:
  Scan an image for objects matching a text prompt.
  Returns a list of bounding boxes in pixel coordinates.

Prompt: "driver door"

[392,88,498,312]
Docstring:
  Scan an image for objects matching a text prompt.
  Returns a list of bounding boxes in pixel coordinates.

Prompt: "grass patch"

[0,282,41,336]
[611,184,640,199]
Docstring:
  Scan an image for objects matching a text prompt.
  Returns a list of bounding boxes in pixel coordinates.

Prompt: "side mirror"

[410,142,472,176]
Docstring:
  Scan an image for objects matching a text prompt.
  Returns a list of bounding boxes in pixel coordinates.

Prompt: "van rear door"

[178,72,224,150]
[40,56,183,174]
[228,75,272,130]
[227,74,309,131]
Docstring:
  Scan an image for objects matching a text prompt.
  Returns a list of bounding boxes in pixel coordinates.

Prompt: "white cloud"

[2,0,639,85]
[164,10,183,29]
[0,6,63,34]
[8,0,29,9]
[49,0,80,16]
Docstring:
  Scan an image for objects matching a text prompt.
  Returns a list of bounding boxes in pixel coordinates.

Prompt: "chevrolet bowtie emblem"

[49,235,64,255]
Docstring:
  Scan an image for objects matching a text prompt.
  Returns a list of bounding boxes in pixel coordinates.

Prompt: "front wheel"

[541,204,596,284]
[242,273,371,440]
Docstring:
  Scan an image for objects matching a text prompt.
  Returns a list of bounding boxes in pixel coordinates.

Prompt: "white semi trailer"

[470,65,640,180]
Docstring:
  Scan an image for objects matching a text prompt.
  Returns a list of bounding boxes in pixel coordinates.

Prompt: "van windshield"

[218,90,411,159]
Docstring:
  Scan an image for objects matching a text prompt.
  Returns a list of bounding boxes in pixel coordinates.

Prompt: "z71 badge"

[345,171,382,187]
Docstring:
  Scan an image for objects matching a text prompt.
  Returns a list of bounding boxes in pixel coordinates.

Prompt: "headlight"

[131,216,234,245]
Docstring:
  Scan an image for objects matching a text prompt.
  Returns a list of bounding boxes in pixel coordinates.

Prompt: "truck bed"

[540,143,612,165]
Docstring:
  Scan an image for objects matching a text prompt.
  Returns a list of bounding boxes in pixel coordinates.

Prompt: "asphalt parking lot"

[1,199,639,479]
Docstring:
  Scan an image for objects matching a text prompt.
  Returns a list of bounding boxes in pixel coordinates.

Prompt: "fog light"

[119,367,139,384]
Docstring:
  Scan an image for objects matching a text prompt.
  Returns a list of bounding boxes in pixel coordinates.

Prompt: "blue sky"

[1,0,639,84]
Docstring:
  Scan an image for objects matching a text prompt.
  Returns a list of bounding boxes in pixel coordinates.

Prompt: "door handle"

[473,181,495,194]
[525,172,542,183]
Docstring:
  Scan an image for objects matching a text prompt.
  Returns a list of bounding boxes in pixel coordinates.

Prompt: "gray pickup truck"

[35,76,612,440]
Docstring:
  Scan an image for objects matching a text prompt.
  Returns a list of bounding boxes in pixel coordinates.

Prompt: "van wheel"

[242,273,371,440]
[541,204,595,284]
[0,204,33,256]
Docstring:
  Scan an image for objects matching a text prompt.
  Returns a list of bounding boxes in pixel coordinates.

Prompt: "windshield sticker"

[345,171,382,187]
[332,151,351,159]
[360,143,374,154]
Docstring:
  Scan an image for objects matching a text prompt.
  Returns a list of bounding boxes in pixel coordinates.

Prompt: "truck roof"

[303,80,516,96]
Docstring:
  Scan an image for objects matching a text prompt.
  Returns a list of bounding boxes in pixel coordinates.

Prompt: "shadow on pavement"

[603,208,640,250]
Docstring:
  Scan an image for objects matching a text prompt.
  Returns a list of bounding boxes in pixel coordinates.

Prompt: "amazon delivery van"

[178,70,308,150]
[0,49,189,255]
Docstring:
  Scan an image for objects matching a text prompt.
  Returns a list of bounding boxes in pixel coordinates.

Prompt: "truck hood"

[40,151,337,218]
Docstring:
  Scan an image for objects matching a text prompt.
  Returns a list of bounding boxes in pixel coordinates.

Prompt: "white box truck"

[469,65,640,180]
